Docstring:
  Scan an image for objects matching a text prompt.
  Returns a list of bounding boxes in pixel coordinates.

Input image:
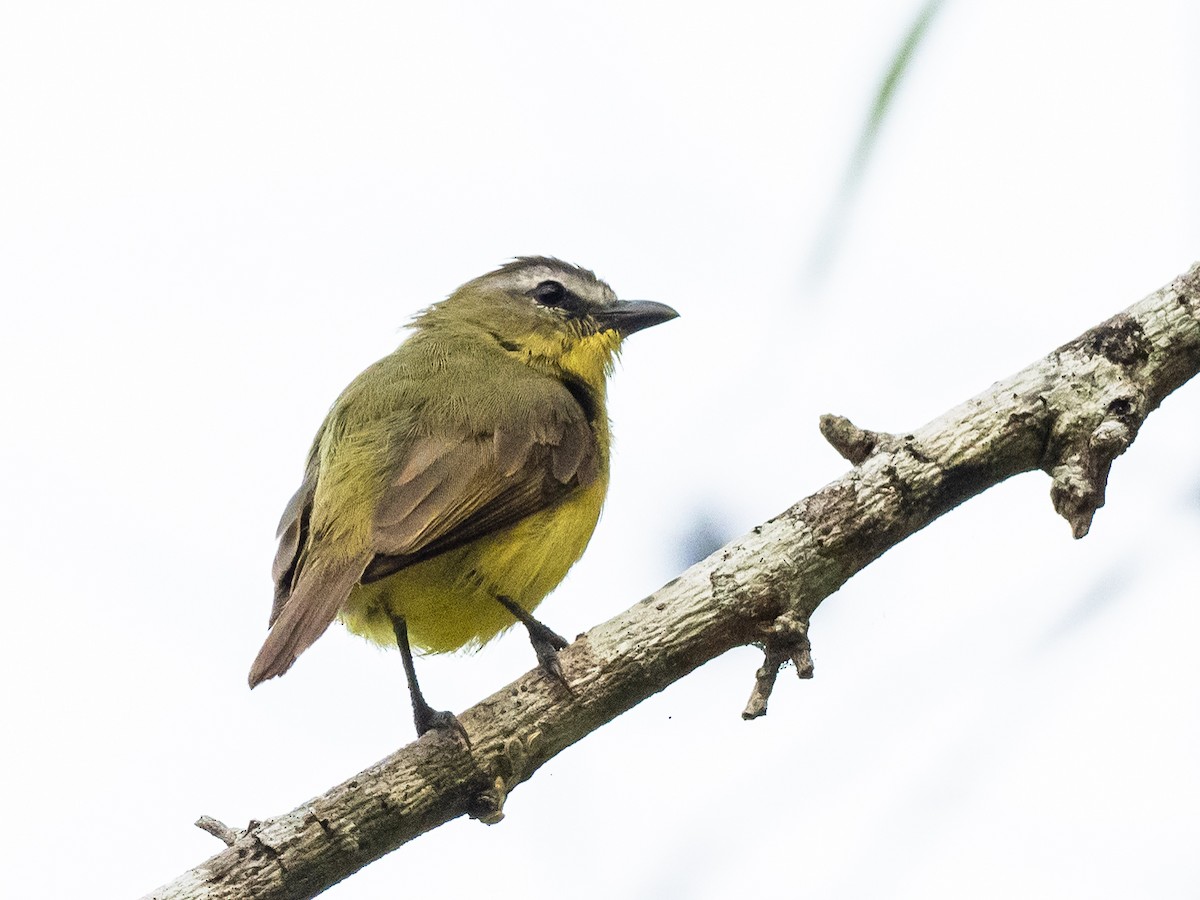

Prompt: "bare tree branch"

[143,263,1200,900]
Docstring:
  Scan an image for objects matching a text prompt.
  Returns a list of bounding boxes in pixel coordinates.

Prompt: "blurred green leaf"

[809,0,945,282]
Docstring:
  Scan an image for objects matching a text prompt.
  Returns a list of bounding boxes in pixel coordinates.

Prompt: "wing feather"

[551,417,589,483]
[372,440,484,547]
[494,425,536,477]
[268,472,317,626]
[362,415,597,584]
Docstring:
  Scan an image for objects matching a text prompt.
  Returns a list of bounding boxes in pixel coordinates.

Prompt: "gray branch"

[143,263,1200,900]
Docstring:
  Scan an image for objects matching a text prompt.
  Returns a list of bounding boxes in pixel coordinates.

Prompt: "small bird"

[248,257,678,737]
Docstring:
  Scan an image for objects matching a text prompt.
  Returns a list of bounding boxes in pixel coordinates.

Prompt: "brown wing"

[268,472,315,628]
[248,408,598,687]
[361,416,598,583]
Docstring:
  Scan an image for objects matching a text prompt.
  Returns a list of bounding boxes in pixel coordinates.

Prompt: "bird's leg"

[390,614,469,743]
[494,595,570,685]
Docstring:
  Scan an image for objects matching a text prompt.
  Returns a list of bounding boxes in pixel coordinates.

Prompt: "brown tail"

[248,555,369,687]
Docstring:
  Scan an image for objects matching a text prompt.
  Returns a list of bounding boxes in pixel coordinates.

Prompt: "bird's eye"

[530,280,567,307]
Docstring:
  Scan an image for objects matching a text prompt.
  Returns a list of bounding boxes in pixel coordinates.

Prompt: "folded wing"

[248,407,598,687]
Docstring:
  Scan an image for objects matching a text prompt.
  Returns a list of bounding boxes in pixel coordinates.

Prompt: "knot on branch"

[1046,391,1140,538]
[469,777,510,826]
[308,807,362,855]
[1040,311,1157,537]
[466,730,546,826]
[742,613,812,720]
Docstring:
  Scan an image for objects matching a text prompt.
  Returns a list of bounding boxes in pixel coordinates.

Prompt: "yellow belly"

[338,475,607,653]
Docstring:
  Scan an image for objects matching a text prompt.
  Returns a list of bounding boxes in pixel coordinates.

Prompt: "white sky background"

[2,1,1199,897]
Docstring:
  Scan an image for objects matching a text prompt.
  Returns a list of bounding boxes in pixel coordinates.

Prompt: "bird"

[248,257,678,737]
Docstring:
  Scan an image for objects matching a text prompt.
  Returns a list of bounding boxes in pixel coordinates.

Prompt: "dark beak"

[594,299,680,336]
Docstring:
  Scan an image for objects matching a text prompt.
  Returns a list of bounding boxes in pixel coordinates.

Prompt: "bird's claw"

[414,705,471,746]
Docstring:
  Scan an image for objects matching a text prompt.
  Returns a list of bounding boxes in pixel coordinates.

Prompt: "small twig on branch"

[743,612,813,720]
[819,414,889,464]
[194,817,239,847]
[144,263,1200,900]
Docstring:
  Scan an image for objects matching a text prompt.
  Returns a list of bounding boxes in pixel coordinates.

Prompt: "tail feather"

[248,555,369,687]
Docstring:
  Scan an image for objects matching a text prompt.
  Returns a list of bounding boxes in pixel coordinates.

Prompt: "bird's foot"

[412,699,470,745]
[527,622,570,685]
[493,595,571,688]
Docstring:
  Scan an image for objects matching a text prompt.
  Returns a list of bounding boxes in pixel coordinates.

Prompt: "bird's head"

[418,257,679,387]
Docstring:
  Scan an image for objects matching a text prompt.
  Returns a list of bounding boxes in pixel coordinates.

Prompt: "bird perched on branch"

[249,257,678,737]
